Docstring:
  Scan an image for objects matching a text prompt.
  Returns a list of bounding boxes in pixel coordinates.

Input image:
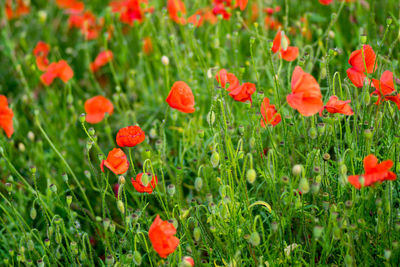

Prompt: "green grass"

[1,0,400,266]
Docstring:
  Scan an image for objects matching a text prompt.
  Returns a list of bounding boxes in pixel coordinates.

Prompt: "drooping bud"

[246,169,256,184]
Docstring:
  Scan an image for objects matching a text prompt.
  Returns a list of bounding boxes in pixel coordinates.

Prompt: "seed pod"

[167,184,176,196]
[246,169,256,184]
[27,240,34,251]
[79,113,86,123]
[211,151,220,168]
[109,223,116,233]
[106,255,114,266]
[313,226,323,239]
[49,184,57,194]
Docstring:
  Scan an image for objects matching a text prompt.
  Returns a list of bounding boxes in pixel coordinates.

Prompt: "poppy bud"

[211,151,220,168]
[44,238,50,247]
[180,208,190,220]
[308,127,318,139]
[88,127,95,136]
[386,16,393,26]
[311,182,320,194]
[328,31,335,39]
[37,259,44,267]
[65,195,72,208]
[155,139,163,151]
[161,55,170,66]
[207,111,215,125]
[167,184,176,196]
[194,177,203,191]
[27,239,34,251]
[292,164,303,176]
[180,256,195,267]
[313,225,323,239]
[298,177,310,194]
[118,176,126,185]
[27,131,35,141]
[5,182,12,192]
[193,227,201,242]
[317,123,325,135]
[280,32,289,51]
[271,221,279,232]
[79,113,86,123]
[320,67,327,79]
[133,251,142,265]
[344,254,353,267]
[103,218,110,230]
[361,90,371,105]
[117,200,125,214]
[169,218,179,230]
[360,34,367,44]
[364,129,373,140]
[249,232,260,246]
[109,223,116,233]
[30,206,37,220]
[246,169,256,184]
[315,174,322,183]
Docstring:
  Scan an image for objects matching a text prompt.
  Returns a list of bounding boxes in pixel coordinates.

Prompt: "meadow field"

[1,0,400,266]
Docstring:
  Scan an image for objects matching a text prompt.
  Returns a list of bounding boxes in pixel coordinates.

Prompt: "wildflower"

[116,125,146,147]
[33,41,50,71]
[187,8,217,27]
[346,45,376,88]
[109,0,153,25]
[212,2,231,20]
[68,11,103,40]
[235,0,249,10]
[264,15,282,31]
[90,50,113,72]
[216,69,240,91]
[0,95,14,138]
[167,0,186,24]
[166,81,195,113]
[40,60,74,86]
[84,96,114,123]
[319,0,333,4]
[181,256,195,267]
[55,0,84,13]
[131,173,158,194]
[149,215,180,258]
[101,148,129,175]
[348,154,396,189]
[371,71,400,109]
[320,96,354,115]
[271,30,299,62]
[142,37,153,55]
[260,97,281,127]
[161,56,170,65]
[287,66,323,116]
[5,0,30,20]
[229,82,256,103]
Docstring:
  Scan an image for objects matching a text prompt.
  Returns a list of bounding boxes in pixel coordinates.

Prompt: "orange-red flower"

[90,50,114,72]
[187,8,217,27]
[68,11,104,40]
[348,154,396,189]
[143,37,153,55]
[167,0,187,24]
[131,173,158,194]
[56,0,84,13]
[33,41,50,71]
[260,97,281,127]
[346,44,376,88]
[5,0,30,20]
[287,66,323,116]
[109,0,153,25]
[0,95,14,138]
[229,82,256,103]
[116,125,146,147]
[371,71,400,109]
[216,69,240,91]
[321,96,354,115]
[272,30,299,62]
[101,148,129,175]
[166,81,195,113]
[319,0,333,4]
[84,96,114,123]
[40,60,74,86]
[235,0,248,10]
[149,215,180,258]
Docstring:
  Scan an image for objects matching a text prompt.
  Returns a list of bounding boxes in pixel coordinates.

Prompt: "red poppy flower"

[167,0,186,24]
[188,8,217,27]
[33,41,50,71]
[68,11,104,40]
[264,16,282,30]
[348,154,396,189]
[319,0,333,4]
[5,0,30,20]
[84,96,114,123]
[272,30,299,62]
[90,50,114,72]
[149,215,180,258]
[116,125,146,147]
[40,60,74,86]
[110,0,153,25]
[143,37,153,55]
[321,96,354,115]
[371,71,400,109]
[56,0,84,13]
[235,0,248,10]
[346,45,376,88]
[260,97,281,127]
[0,95,14,138]
[166,81,195,113]
[229,82,256,103]
[131,173,158,194]
[215,69,240,91]
[212,3,231,20]
[100,148,129,175]
[287,66,323,116]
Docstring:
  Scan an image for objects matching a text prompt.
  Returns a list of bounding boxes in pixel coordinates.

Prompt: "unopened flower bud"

[207,111,215,125]
[194,177,203,191]
[161,56,169,66]
[249,232,260,246]
[308,127,318,139]
[117,200,125,214]
[167,184,176,196]
[30,207,37,220]
[298,177,310,194]
[313,225,323,239]
[211,151,219,168]
[193,227,201,242]
[246,169,256,184]
[133,251,142,265]
[292,164,303,176]
[79,113,86,123]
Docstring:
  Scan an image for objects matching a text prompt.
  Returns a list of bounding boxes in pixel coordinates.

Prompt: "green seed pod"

[5,182,12,192]
[194,177,203,191]
[49,184,57,194]
[66,195,72,208]
[298,177,310,194]
[246,169,256,184]
[271,221,279,232]
[30,206,37,220]
[79,113,86,123]
[311,182,320,194]
[106,255,114,266]
[167,184,176,196]
[133,251,142,265]
[37,259,44,267]
[44,239,50,247]
[193,227,201,242]
[117,200,125,214]
[249,232,260,246]
[211,151,220,168]
[364,129,373,140]
[109,223,116,234]
[317,123,325,135]
[308,127,318,139]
